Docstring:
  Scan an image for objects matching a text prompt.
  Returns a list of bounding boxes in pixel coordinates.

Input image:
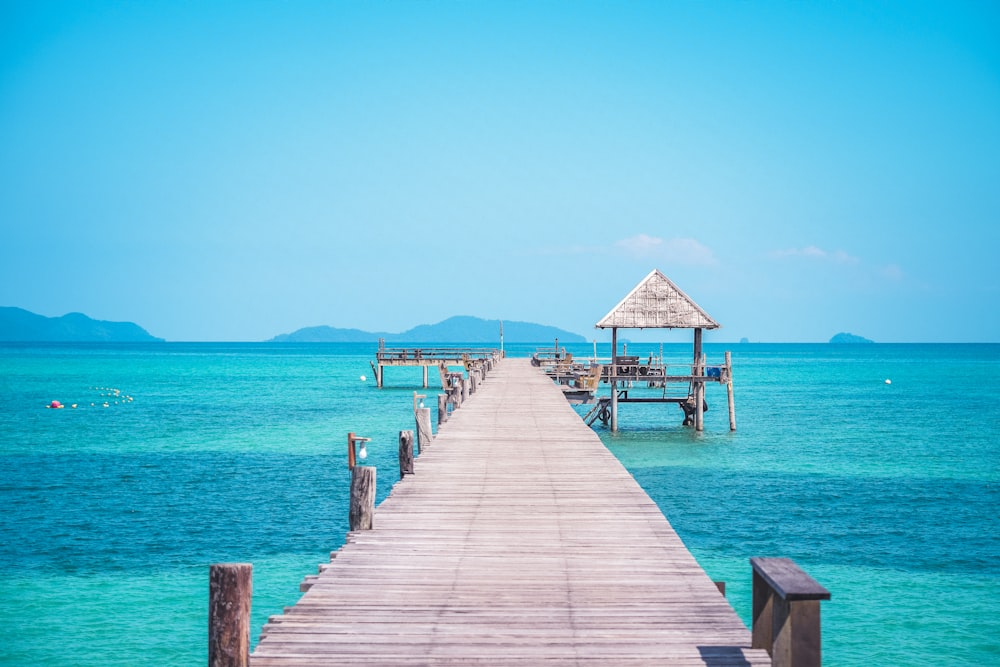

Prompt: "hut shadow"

[696,645,757,666]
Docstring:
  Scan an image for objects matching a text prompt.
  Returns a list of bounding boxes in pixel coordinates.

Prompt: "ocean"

[1,342,997,665]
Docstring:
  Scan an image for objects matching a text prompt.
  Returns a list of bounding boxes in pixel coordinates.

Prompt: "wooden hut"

[595,269,733,432]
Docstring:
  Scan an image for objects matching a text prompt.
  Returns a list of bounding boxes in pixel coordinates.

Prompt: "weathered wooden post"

[422,364,428,389]
[412,393,431,453]
[416,407,432,452]
[398,429,414,478]
[726,350,736,431]
[470,369,479,394]
[692,329,705,432]
[447,373,463,409]
[460,377,469,403]
[696,352,706,432]
[437,393,448,426]
[349,465,376,531]
[347,432,375,531]
[610,327,619,432]
[208,563,252,667]
[751,557,830,667]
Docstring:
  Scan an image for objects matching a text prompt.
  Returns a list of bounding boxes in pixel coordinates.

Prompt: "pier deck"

[251,359,770,666]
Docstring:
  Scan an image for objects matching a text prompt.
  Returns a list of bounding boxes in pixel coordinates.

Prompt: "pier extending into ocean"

[212,358,828,667]
[370,338,500,388]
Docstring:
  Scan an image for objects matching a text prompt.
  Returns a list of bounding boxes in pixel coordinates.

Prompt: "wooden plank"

[250,359,770,666]
[750,557,831,601]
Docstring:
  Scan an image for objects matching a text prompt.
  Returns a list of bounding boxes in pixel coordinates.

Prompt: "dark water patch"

[631,466,1000,576]
[0,452,357,575]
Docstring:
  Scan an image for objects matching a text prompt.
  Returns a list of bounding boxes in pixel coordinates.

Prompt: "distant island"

[269,316,586,344]
[829,332,874,344]
[0,307,164,342]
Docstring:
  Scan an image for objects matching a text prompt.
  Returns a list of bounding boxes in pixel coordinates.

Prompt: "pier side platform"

[251,358,770,666]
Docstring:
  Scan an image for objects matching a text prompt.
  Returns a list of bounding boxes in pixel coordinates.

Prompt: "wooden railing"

[750,557,831,667]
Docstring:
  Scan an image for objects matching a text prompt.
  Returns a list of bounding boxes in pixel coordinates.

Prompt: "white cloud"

[770,246,859,264]
[881,264,904,281]
[831,250,861,265]
[615,233,663,257]
[615,234,719,266]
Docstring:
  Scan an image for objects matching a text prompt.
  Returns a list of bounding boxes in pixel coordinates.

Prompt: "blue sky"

[2,1,998,342]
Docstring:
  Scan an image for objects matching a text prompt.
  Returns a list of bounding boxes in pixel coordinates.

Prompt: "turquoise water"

[1,342,997,665]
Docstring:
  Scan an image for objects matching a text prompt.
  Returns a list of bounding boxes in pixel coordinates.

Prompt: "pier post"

[470,369,479,394]
[437,393,448,426]
[398,430,414,478]
[611,327,619,432]
[751,557,830,667]
[726,351,736,431]
[422,365,428,388]
[693,330,704,432]
[349,466,376,531]
[208,563,252,667]
[416,407,433,453]
[696,352,706,432]
[449,378,462,409]
[461,377,469,404]
[376,363,383,389]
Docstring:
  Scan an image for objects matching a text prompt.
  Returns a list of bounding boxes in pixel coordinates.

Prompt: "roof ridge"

[595,269,719,329]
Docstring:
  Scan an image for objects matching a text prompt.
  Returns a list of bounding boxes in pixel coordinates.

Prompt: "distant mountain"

[268,326,390,343]
[0,307,164,342]
[829,332,874,344]
[269,316,585,344]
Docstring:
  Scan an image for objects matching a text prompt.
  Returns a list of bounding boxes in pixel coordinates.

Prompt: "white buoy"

[885,379,892,385]
[360,375,367,382]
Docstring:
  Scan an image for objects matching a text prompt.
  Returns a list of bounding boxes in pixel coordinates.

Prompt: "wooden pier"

[371,338,500,388]
[249,358,774,666]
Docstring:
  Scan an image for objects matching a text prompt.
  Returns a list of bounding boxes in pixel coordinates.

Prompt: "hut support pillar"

[696,352,706,432]
[726,351,736,431]
[610,327,619,432]
[693,329,704,431]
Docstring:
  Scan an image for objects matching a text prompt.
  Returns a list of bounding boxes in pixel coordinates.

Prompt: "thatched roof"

[596,269,720,330]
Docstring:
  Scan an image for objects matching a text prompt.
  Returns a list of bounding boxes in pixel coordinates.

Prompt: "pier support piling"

[611,327,619,432]
[726,351,736,431]
[209,563,252,667]
[694,332,705,432]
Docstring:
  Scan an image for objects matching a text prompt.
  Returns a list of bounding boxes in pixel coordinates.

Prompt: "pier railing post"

[416,407,433,452]
[437,393,448,426]
[208,563,252,667]
[750,557,830,667]
[349,465,376,531]
[398,430,414,479]
[447,374,463,409]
